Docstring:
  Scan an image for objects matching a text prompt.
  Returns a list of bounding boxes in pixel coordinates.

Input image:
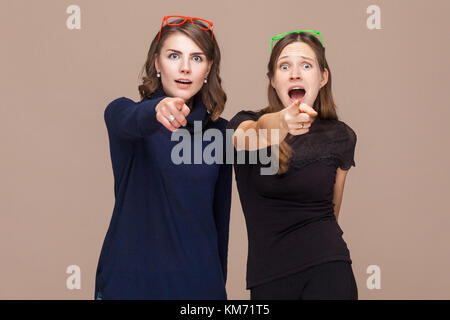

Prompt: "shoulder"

[339,120,357,141]
[226,109,264,130]
[210,116,229,132]
[104,97,134,119]
[326,119,356,139]
[105,96,134,110]
[316,119,357,149]
[107,96,159,107]
[111,96,135,104]
[231,109,264,120]
[337,120,355,132]
[334,120,357,148]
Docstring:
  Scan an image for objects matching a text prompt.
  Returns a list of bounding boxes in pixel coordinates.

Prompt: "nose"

[179,57,191,75]
[290,66,302,80]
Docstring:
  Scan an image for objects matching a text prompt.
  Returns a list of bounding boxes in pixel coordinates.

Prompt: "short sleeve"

[226,110,262,131]
[339,123,357,170]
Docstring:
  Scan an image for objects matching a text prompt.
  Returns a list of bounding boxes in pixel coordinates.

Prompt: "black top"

[227,110,357,289]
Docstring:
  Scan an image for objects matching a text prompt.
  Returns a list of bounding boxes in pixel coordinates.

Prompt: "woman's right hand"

[155,97,191,132]
[280,100,318,136]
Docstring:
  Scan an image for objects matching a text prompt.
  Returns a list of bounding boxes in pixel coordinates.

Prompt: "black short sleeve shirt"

[227,110,357,289]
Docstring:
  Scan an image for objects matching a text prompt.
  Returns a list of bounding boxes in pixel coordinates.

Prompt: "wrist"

[278,109,288,130]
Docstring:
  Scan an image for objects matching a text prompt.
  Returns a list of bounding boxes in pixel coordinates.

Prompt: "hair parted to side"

[138,18,226,121]
[261,32,339,174]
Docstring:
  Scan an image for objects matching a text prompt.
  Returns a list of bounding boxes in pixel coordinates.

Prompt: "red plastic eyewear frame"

[158,15,214,40]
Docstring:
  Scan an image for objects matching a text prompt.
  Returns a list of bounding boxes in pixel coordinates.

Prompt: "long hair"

[138,19,226,121]
[261,32,339,174]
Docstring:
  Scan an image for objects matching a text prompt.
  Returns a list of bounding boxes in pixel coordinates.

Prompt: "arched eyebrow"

[278,55,314,62]
[166,49,206,56]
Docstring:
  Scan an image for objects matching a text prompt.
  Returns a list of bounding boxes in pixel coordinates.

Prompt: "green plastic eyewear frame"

[270,30,324,52]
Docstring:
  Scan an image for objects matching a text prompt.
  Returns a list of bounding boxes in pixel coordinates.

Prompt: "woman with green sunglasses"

[228,31,358,300]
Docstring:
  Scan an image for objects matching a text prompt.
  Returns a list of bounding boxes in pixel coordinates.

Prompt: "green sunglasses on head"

[270,30,324,52]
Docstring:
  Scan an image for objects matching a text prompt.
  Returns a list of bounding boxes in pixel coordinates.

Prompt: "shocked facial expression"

[155,32,212,102]
[271,41,328,108]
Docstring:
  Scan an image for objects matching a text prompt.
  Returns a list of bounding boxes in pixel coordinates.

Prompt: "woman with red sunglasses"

[228,31,358,300]
[94,16,231,299]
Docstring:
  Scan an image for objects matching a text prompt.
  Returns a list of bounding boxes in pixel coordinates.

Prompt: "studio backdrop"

[1,0,449,299]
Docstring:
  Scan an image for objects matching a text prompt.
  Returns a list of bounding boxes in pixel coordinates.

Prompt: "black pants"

[250,261,358,300]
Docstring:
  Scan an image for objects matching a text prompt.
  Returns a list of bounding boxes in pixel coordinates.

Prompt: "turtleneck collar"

[146,86,211,133]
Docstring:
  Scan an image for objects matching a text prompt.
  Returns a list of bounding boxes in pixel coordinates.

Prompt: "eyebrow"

[166,49,206,56]
[278,55,314,62]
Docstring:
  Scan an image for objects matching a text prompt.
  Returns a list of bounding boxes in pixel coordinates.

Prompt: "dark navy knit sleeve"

[214,161,232,282]
[213,119,233,282]
[104,96,166,140]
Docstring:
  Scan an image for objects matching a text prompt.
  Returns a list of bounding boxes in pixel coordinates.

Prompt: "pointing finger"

[286,99,302,116]
[299,102,318,117]
[174,98,185,110]
[180,104,190,118]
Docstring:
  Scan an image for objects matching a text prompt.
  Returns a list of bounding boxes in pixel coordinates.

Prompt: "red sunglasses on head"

[158,15,214,40]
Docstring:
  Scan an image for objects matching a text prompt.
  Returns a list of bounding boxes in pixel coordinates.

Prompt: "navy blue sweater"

[95,87,232,299]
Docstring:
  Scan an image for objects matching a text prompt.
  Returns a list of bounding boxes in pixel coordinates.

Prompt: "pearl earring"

[157,72,161,78]
[204,78,208,84]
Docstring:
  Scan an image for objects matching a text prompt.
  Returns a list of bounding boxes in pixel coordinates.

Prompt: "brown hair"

[138,19,226,121]
[261,32,339,174]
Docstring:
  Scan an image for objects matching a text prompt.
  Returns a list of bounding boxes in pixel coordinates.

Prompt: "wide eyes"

[168,53,203,62]
[279,62,312,70]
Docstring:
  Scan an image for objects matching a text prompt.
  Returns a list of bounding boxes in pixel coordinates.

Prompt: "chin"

[181,88,200,100]
[167,90,187,101]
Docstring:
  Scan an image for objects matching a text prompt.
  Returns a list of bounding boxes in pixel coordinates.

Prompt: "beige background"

[1,0,449,299]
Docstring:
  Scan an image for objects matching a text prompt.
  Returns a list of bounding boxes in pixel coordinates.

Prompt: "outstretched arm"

[104,97,166,140]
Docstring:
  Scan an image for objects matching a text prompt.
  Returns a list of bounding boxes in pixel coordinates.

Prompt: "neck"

[186,98,194,110]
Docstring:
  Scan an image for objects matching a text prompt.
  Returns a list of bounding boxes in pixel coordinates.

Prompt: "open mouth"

[288,88,306,101]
